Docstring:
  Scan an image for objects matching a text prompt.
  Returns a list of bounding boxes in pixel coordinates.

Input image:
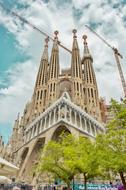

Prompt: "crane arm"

[13,11,72,53]
[85,24,126,97]
[114,53,126,97]
[0,2,72,54]
[85,24,123,59]
[57,41,72,53]
[11,11,53,39]
[85,25,113,49]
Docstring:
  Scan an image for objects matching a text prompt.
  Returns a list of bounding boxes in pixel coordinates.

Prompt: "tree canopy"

[37,134,100,189]
[96,99,126,189]
[36,99,126,190]
[37,135,78,188]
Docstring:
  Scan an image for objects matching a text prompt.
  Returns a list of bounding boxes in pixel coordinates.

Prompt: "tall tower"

[30,37,49,119]
[5,30,106,184]
[0,136,4,157]
[82,35,101,120]
[71,29,83,106]
[47,31,60,106]
[9,113,20,152]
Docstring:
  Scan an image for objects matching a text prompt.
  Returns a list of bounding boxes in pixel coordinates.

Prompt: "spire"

[29,37,49,118]
[48,31,59,80]
[82,35,93,60]
[71,29,82,78]
[81,34,101,121]
[13,114,20,130]
[72,29,79,50]
[53,30,59,50]
[42,37,49,60]
[35,37,49,87]
[0,136,3,146]
[82,34,95,84]
[17,112,20,121]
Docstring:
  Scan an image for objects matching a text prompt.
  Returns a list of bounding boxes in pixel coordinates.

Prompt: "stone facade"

[1,30,106,184]
[0,136,4,157]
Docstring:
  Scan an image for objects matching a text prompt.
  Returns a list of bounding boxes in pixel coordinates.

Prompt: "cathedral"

[0,29,105,183]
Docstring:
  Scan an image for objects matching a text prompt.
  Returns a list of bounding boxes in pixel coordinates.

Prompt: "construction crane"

[85,24,126,98]
[0,2,72,54]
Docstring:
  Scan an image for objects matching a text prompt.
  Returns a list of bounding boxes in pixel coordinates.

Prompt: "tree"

[96,99,126,189]
[60,135,101,190]
[74,137,101,190]
[37,135,78,189]
[37,134,101,190]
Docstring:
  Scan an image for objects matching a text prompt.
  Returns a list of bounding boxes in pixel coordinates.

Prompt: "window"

[77,82,79,91]
[40,90,43,99]
[91,88,93,98]
[37,91,39,100]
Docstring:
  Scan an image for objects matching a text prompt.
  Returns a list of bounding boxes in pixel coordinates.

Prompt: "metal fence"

[0,183,33,190]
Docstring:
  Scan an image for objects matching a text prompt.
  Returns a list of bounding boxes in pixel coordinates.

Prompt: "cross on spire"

[54,30,59,39]
[45,36,49,47]
[83,35,88,45]
[72,29,77,38]
[82,34,91,55]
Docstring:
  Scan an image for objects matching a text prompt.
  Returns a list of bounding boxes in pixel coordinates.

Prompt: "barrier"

[73,183,118,190]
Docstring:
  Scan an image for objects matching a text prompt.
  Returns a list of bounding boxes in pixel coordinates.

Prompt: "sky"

[0,0,126,142]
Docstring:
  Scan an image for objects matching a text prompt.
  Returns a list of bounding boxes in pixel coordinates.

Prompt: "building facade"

[1,30,105,184]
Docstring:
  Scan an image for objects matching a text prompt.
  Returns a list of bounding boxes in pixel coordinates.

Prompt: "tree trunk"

[67,181,71,190]
[83,173,87,190]
[73,176,75,190]
[119,171,126,190]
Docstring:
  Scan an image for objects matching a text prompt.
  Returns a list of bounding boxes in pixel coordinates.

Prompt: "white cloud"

[0,60,37,123]
[0,0,126,136]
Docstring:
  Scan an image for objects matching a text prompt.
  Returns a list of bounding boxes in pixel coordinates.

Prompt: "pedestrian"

[0,184,4,190]
[12,187,21,190]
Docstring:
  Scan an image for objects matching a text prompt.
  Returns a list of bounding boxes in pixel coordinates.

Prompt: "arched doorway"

[20,147,29,167]
[52,125,71,141]
[21,138,45,182]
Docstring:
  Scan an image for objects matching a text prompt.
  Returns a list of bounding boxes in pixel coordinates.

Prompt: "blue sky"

[0,0,126,142]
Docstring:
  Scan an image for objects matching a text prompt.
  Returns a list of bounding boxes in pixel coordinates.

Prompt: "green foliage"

[37,135,78,187]
[96,99,126,187]
[36,99,126,188]
[108,99,126,130]
[74,137,101,179]
[37,134,101,188]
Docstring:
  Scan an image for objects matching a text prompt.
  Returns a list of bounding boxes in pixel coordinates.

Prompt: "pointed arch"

[51,125,71,141]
